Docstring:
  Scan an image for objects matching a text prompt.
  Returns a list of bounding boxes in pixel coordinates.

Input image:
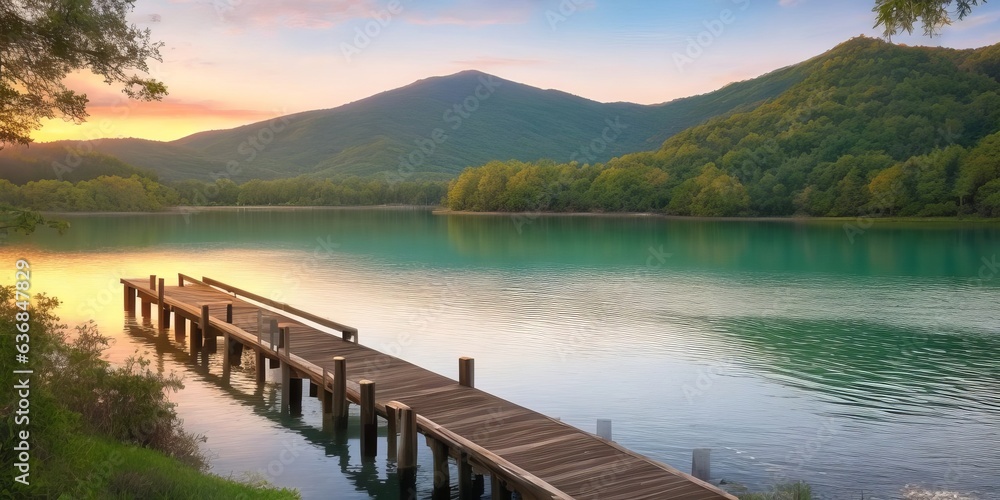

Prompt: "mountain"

[444,37,1000,217]
[0,67,806,182]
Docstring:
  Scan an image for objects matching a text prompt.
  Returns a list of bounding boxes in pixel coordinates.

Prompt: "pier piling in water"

[360,379,377,458]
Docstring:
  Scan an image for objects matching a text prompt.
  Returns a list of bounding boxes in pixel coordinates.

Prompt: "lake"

[3,208,998,499]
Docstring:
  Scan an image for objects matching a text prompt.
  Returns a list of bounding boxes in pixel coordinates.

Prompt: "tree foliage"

[445,38,1000,218]
[0,0,167,147]
[874,0,985,38]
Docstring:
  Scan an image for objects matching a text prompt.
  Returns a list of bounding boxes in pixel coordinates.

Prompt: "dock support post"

[398,405,417,499]
[459,452,473,499]
[474,474,484,497]
[157,278,167,329]
[491,476,512,500]
[141,296,151,319]
[193,305,208,350]
[597,419,612,441]
[321,368,333,427]
[459,357,474,388]
[176,315,186,336]
[332,357,348,428]
[429,439,450,499]
[256,310,263,345]
[268,319,280,368]
[149,274,156,291]
[360,379,376,458]
[385,403,398,460]
[692,448,711,482]
[280,363,291,414]
[226,303,233,324]
[123,285,135,314]
[256,350,266,385]
[178,274,184,287]
[289,377,302,415]
[222,330,231,381]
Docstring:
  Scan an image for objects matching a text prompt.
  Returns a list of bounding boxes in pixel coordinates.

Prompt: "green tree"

[874,0,985,38]
[0,0,167,146]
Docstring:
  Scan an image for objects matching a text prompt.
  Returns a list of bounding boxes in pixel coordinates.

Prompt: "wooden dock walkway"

[122,274,736,500]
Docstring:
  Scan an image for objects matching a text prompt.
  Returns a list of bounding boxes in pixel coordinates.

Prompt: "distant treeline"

[0,175,448,211]
[446,136,1000,217]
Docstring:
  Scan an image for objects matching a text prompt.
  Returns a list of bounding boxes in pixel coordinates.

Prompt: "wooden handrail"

[201,276,358,334]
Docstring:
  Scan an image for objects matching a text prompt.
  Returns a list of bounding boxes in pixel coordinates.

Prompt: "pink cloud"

[179,0,379,29]
[404,0,538,26]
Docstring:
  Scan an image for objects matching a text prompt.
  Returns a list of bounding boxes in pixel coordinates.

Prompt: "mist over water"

[5,208,998,499]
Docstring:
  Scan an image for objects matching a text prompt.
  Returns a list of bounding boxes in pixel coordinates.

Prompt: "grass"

[738,481,812,500]
[32,433,299,500]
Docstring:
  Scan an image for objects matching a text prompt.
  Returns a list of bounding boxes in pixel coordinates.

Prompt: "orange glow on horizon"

[34,100,285,143]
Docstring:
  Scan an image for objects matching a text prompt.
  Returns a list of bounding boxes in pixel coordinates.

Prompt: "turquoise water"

[4,208,998,499]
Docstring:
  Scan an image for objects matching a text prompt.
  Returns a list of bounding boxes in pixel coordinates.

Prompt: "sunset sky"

[34,0,1000,143]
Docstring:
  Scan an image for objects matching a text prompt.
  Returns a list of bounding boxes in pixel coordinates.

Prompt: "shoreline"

[36,205,1000,223]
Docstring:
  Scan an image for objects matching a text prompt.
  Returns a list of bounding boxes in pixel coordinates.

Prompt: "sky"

[33,0,1000,143]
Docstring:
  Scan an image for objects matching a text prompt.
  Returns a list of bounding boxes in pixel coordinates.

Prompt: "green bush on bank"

[0,285,298,498]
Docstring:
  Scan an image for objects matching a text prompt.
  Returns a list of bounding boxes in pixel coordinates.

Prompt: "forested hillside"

[0,68,805,182]
[447,38,1000,217]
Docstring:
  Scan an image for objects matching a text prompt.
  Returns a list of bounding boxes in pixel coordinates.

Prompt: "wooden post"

[385,403,398,460]
[222,330,231,380]
[332,356,347,428]
[491,476,512,500]
[230,341,244,364]
[149,274,156,290]
[459,357,474,388]
[200,304,210,338]
[597,419,612,441]
[280,362,291,415]
[255,350,266,385]
[193,304,207,349]
[268,319,280,368]
[309,380,318,398]
[279,325,292,357]
[157,278,166,328]
[321,368,333,415]
[692,448,711,482]
[429,439,450,498]
[141,296,151,319]
[226,303,233,324]
[178,273,184,287]
[256,310,262,345]
[123,285,134,314]
[474,474,485,496]
[289,377,302,415]
[398,405,417,498]
[458,452,473,498]
[176,316,186,336]
[360,380,376,458]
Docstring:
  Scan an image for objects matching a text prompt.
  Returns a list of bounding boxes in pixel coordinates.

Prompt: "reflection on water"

[3,208,999,499]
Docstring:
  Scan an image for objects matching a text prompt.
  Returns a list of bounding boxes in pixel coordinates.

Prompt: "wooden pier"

[122,274,737,500]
